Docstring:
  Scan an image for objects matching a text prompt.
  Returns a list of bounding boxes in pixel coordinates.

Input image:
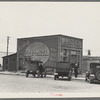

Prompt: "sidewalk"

[0,71,25,76]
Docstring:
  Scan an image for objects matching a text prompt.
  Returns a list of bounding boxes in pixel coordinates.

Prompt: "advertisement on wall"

[25,42,57,64]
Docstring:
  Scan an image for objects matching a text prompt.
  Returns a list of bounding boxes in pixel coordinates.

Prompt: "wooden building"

[2,53,17,71]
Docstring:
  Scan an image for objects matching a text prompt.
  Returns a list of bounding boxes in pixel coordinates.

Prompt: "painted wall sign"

[62,37,82,49]
[25,42,50,64]
[49,48,57,61]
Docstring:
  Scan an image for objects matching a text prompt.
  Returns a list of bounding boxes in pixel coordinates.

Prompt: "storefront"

[60,36,83,73]
[17,34,83,73]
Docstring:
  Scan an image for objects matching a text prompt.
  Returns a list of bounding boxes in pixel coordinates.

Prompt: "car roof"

[90,63,100,68]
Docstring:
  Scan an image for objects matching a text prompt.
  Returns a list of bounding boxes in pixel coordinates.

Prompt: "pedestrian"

[39,63,43,78]
[71,62,75,73]
[74,63,79,78]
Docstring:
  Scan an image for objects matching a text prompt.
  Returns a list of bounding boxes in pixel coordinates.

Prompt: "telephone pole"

[7,36,10,56]
[7,36,10,71]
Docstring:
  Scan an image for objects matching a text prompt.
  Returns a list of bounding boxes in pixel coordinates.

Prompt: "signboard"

[62,37,82,49]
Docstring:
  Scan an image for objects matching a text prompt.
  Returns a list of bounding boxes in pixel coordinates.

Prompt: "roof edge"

[17,34,83,40]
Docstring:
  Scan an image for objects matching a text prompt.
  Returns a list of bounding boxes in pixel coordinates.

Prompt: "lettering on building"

[25,42,50,64]
[62,37,82,48]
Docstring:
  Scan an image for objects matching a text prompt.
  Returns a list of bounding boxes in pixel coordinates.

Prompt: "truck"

[25,60,46,78]
[54,61,72,81]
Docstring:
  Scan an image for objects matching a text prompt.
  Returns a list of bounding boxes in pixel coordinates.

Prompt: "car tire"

[44,73,46,77]
[68,77,71,81]
[26,71,29,77]
[96,71,100,81]
[54,75,56,80]
[85,77,87,81]
[57,75,59,79]
[89,79,93,83]
[32,72,35,77]
[33,74,35,77]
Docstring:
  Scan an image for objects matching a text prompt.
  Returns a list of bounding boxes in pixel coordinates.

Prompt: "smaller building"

[0,51,13,66]
[2,53,17,71]
[82,56,100,73]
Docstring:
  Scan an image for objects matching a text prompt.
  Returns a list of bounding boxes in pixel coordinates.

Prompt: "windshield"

[96,65,100,68]
[90,63,100,68]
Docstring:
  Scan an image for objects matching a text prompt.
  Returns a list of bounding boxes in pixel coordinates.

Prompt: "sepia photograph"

[0,1,100,98]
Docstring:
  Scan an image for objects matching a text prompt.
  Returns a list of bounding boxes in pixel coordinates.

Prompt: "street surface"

[0,74,100,93]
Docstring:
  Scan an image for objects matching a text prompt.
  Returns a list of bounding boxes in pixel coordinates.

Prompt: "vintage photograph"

[0,1,100,98]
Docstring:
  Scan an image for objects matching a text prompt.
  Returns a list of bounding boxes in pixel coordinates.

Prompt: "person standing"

[74,63,79,78]
[39,63,43,78]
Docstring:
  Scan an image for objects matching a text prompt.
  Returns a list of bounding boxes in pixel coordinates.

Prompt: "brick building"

[17,34,83,73]
[82,56,100,73]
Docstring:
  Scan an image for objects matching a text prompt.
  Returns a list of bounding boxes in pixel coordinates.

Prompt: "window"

[62,49,70,62]
[71,50,77,55]
[96,66,100,68]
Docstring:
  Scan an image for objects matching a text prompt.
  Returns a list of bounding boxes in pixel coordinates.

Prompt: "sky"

[0,2,100,56]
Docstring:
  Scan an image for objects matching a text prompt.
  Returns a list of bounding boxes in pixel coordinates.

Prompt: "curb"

[0,72,25,76]
[0,72,85,79]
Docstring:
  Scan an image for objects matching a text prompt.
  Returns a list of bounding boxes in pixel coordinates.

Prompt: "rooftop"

[17,34,83,40]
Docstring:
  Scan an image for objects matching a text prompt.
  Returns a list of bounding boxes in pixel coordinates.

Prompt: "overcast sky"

[0,2,100,56]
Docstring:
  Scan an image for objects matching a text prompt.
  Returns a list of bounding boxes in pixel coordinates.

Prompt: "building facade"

[82,56,100,73]
[0,51,13,66]
[17,34,83,72]
[2,53,17,71]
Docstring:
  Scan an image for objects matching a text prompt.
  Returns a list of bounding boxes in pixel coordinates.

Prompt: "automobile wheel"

[33,74,35,77]
[57,75,59,79]
[89,79,93,83]
[32,72,35,77]
[68,77,72,81]
[85,78,87,81]
[54,75,57,80]
[37,70,40,78]
[26,71,29,77]
[44,73,46,77]
[96,71,100,81]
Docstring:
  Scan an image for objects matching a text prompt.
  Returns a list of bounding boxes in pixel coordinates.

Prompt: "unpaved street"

[0,74,100,93]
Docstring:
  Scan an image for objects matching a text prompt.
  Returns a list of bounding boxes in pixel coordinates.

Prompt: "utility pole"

[7,36,10,56]
[7,36,10,71]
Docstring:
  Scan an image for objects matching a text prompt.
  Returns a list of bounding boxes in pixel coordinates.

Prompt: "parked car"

[54,61,72,81]
[85,63,100,83]
[25,60,46,78]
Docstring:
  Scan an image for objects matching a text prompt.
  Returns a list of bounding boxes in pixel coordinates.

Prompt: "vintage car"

[54,61,72,81]
[85,63,100,83]
[25,60,46,78]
